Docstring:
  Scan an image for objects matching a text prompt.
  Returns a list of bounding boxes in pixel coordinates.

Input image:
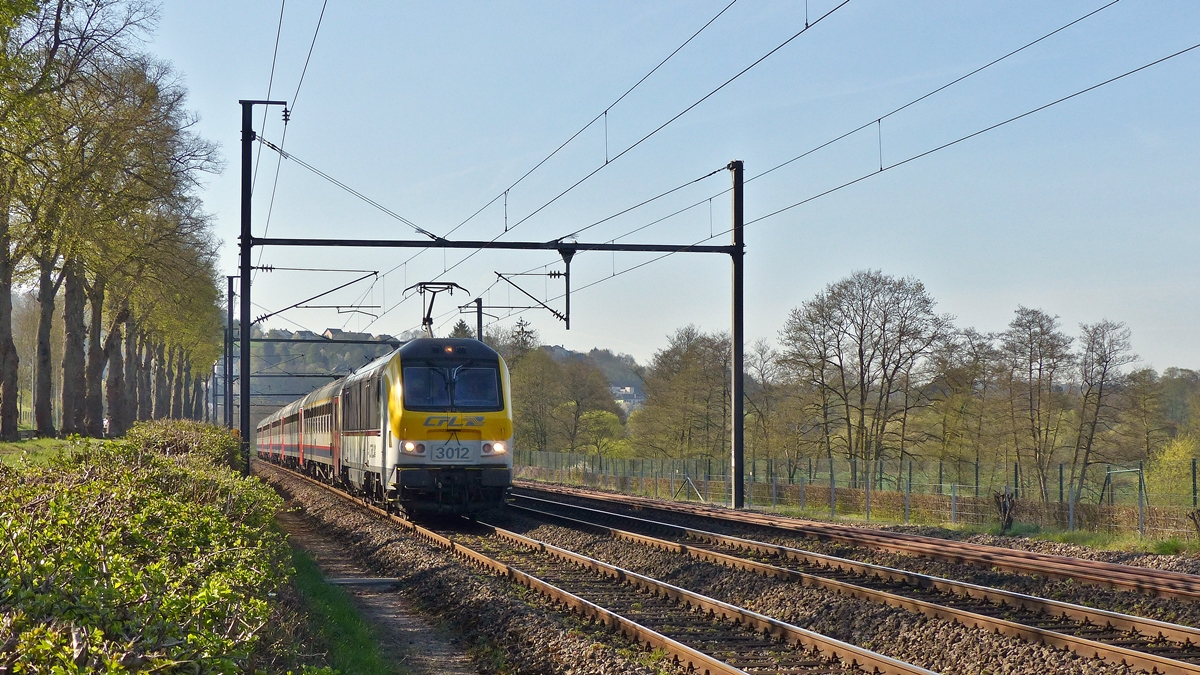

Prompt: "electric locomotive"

[255,338,513,515]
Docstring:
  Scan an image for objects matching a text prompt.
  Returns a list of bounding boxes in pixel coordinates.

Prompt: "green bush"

[0,424,293,673]
[125,419,244,472]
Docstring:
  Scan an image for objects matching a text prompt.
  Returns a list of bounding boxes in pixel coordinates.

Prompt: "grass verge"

[290,548,408,675]
[0,437,75,465]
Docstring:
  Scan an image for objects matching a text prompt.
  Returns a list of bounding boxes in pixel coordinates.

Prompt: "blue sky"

[151,1,1199,368]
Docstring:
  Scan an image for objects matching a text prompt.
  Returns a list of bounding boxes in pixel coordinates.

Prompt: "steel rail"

[515,481,1200,601]
[253,461,745,675]
[254,460,936,675]
[510,494,1200,675]
[475,520,937,675]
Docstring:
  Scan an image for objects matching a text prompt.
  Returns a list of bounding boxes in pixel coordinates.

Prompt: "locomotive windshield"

[402,361,502,411]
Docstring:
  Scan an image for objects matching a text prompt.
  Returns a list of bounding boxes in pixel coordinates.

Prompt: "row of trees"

[0,1,223,440]
[506,270,1200,504]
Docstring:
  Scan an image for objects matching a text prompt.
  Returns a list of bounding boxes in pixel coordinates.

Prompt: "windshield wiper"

[448,360,474,409]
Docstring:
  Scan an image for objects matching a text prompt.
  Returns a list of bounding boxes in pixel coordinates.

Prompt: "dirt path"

[276,506,478,675]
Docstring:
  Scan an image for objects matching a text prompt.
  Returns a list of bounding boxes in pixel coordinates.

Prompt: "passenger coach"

[256,338,513,515]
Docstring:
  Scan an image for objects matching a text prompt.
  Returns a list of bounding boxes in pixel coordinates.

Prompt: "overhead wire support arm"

[252,271,377,324]
[495,272,566,325]
[252,236,735,255]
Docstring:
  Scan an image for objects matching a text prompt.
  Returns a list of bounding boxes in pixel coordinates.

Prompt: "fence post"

[800,474,806,511]
[772,475,777,510]
[904,461,911,524]
[830,459,836,520]
[938,461,943,495]
[865,461,872,522]
[670,471,675,502]
[1138,461,1145,537]
[951,483,957,524]
[1068,486,1075,531]
[975,462,979,498]
[1193,458,1197,509]
[1059,463,1064,503]
[1014,462,1020,500]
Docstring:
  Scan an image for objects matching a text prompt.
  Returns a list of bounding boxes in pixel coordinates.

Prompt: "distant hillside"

[543,345,645,395]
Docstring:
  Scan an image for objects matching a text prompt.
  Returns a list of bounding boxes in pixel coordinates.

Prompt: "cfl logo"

[423,415,485,427]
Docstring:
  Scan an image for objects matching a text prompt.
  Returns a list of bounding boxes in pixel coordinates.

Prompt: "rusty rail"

[515,481,1200,602]
[511,494,1200,675]
[254,460,938,675]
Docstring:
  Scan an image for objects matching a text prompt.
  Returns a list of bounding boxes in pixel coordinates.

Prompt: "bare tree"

[1000,307,1074,502]
[1068,320,1136,500]
[779,270,951,486]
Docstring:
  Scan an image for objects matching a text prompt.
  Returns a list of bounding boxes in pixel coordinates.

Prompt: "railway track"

[257,461,937,675]
[510,492,1200,675]
[515,481,1200,602]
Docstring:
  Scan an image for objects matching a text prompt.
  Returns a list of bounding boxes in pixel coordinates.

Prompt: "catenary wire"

[250,0,286,283]
[430,39,1200,334]
[290,0,328,110]
[345,1,745,326]
[363,1,850,331]
[254,0,331,280]
[543,0,1126,251]
[489,0,850,240]
[439,0,740,241]
[257,137,435,238]
[747,40,1200,226]
[252,0,286,194]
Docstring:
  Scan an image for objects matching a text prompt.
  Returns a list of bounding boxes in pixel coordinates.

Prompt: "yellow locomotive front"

[384,338,513,514]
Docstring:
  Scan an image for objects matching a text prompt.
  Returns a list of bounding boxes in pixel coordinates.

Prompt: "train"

[255,337,513,515]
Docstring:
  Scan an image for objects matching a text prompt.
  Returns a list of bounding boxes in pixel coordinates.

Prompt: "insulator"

[282,107,291,123]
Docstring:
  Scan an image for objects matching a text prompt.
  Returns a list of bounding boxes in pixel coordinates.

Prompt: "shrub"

[0,424,292,673]
[125,419,244,471]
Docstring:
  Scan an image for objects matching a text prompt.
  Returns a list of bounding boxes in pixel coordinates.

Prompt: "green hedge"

[0,422,305,673]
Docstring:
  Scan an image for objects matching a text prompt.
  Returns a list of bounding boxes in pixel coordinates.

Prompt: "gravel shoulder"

[276,505,476,675]
[257,462,682,675]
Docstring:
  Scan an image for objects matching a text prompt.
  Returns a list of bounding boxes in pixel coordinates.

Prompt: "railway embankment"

[0,421,334,674]
[255,460,682,675]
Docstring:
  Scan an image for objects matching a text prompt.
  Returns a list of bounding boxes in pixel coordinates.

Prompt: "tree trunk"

[181,354,192,419]
[190,374,203,420]
[153,341,168,419]
[99,301,129,436]
[35,257,62,436]
[0,218,17,441]
[171,347,184,419]
[123,315,137,427]
[60,259,86,435]
[84,276,106,436]
[105,322,124,436]
[203,376,210,423]
[138,334,152,421]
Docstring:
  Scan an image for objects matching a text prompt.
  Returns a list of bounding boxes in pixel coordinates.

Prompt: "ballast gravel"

[529,489,1200,629]
[487,509,1138,675]
[256,464,684,675]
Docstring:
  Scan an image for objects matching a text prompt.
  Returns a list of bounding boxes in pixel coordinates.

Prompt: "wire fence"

[513,450,1200,540]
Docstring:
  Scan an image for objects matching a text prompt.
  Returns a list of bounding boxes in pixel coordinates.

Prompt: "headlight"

[402,441,425,454]
[490,441,506,454]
